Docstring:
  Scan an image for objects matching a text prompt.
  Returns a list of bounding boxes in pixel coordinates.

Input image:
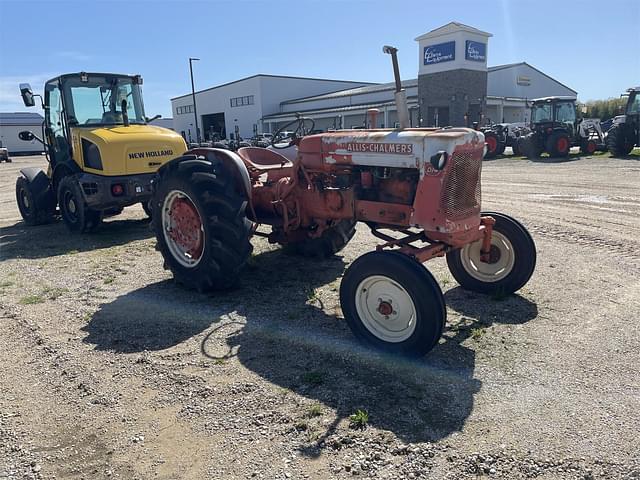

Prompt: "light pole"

[189,57,200,144]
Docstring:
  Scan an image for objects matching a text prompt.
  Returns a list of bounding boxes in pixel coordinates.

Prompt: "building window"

[176,105,194,115]
[230,95,254,108]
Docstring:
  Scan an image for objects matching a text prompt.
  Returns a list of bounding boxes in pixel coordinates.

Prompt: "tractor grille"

[439,148,482,219]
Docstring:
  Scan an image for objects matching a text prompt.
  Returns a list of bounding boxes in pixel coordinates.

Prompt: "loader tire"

[152,156,253,291]
[58,176,102,233]
[16,176,55,226]
[607,124,634,157]
[282,220,356,257]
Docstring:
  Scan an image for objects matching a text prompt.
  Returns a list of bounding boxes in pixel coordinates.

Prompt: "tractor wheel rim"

[63,190,78,222]
[355,275,416,343]
[557,137,569,152]
[460,231,516,283]
[21,190,30,210]
[486,136,497,153]
[162,190,204,268]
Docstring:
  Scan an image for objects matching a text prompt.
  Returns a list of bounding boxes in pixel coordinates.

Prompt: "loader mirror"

[19,83,35,107]
[430,151,448,170]
[18,130,35,142]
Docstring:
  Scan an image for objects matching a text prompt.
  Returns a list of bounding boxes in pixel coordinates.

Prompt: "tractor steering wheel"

[270,115,315,149]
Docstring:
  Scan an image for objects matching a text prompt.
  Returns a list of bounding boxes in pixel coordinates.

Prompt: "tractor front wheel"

[152,157,253,291]
[607,124,634,156]
[58,176,102,233]
[483,132,501,159]
[580,139,597,155]
[281,219,356,257]
[518,134,542,159]
[141,200,153,219]
[340,251,446,357]
[446,212,536,295]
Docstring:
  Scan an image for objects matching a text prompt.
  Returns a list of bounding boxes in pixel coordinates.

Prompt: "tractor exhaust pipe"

[383,45,410,130]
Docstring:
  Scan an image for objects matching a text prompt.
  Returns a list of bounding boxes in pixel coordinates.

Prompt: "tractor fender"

[19,167,55,209]
[158,148,251,200]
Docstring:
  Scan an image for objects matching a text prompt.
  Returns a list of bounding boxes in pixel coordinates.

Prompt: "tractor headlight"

[430,150,448,170]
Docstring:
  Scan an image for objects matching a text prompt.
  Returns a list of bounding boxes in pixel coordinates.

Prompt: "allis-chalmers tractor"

[151,46,536,357]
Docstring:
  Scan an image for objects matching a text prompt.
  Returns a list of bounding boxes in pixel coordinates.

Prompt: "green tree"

[583,97,627,120]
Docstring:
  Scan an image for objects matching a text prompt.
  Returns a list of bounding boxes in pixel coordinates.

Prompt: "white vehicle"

[0,141,10,163]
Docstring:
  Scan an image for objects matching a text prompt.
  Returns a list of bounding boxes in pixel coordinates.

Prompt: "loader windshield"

[61,74,146,126]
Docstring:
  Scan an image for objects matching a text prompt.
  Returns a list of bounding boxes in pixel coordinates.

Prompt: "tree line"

[582,97,627,120]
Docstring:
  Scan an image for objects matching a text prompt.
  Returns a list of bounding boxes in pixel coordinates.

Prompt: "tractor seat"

[237,147,292,171]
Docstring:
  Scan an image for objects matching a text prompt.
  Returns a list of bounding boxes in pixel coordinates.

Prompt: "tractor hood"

[72,125,187,175]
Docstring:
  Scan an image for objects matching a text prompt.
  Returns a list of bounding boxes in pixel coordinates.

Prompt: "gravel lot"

[1,152,639,480]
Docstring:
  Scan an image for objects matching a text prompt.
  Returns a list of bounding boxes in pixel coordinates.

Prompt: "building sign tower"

[415,22,492,127]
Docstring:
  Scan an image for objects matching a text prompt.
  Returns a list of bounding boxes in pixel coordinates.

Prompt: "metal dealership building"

[171,22,576,141]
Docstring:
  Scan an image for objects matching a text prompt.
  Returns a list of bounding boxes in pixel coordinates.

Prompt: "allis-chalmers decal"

[344,143,413,155]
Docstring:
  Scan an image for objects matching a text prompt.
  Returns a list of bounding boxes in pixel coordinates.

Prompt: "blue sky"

[1,0,638,118]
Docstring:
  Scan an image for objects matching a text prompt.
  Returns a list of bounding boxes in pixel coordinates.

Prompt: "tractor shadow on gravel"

[0,216,153,261]
[82,246,537,452]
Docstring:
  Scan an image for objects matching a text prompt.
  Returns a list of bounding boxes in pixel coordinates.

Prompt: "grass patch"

[103,277,115,285]
[301,370,325,386]
[349,409,369,429]
[305,286,318,303]
[307,404,324,418]
[20,294,45,305]
[0,280,15,288]
[294,421,308,431]
[470,327,485,341]
[42,287,68,300]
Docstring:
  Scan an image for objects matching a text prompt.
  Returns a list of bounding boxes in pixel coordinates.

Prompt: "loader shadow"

[0,216,153,261]
[82,246,538,450]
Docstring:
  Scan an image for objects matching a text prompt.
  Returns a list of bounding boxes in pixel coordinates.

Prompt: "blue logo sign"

[465,40,486,62]
[423,41,455,65]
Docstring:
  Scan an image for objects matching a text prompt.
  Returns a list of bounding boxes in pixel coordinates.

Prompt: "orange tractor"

[151,46,536,357]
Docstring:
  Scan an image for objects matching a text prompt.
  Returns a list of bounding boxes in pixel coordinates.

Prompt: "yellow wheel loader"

[16,72,186,232]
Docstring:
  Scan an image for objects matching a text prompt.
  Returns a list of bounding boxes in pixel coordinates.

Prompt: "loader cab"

[624,89,640,116]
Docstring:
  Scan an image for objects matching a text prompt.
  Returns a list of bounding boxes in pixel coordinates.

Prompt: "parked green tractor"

[607,87,640,156]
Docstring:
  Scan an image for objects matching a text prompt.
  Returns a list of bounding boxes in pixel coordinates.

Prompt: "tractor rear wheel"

[152,157,253,291]
[16,176,55,226]
[607,124,634,156]
[446,212,536,295]
[340,251,446,357]
[281,220,356,257]
[547,132,571,157]
[580,139,597,155]
[58,176,102,233]
[483,132,501,159]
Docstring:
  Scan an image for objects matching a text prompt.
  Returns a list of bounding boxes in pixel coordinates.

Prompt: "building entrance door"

[427,107,449,127]
[202,112,226,141]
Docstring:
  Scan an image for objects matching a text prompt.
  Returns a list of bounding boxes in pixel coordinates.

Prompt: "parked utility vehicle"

[518,97,604,158]
[151,46,536,357]
[16,72,186,231]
